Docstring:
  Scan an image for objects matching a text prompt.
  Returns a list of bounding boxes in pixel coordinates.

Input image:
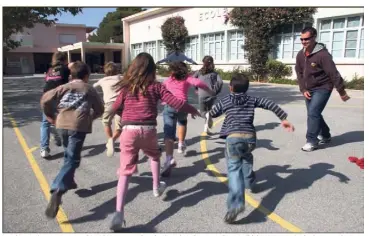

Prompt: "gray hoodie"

[193,70,223,101]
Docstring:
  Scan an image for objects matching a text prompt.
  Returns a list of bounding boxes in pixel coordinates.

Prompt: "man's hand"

[340,93,350,102]
[281,120,295,132]
[303,91,311,100]
[46,116,56,125]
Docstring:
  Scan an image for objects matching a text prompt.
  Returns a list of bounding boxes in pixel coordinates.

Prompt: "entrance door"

[21,57,32,74]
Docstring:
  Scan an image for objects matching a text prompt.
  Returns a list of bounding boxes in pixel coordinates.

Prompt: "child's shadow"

[46,143,107,160]
[234,163,350,225]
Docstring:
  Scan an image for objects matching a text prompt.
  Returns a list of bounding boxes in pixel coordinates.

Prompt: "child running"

[40,52,70,158]
[193,56,223,134]
[41,61,104,219]
[207,73,294,223]
[93,62,123,157]
[109,52,200,231]
[161,61,214,177]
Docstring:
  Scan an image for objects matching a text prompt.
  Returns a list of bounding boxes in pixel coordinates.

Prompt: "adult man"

[295,26,350,152]
[156,48,198,65]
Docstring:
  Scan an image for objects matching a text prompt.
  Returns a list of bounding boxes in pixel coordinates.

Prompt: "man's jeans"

[305,89,332,145]
[40,113,59,150]
[225,133,256,211]
[50,129,86,193]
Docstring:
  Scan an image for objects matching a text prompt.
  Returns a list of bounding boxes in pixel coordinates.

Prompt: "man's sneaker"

[177,142,187,154]
[224,206,245,224]
[153,181,167,197]
[205,112,213,129]
[301,143,318,152]
[106,138,114,157]
[110,211,126,231]
[53,133,62,147]
[161,158,177,177]
[40,148,50,158]
[317,135,331,145]
[45,190,63,219]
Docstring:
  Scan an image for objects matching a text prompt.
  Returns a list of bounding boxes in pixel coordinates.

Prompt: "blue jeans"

[40,113,60,150]
[163,105,188,140]
[305,89,332,144]
[50,129,86,193]
[225,133,256,211]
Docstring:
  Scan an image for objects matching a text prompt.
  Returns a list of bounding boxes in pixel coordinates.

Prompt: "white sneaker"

[301,143,317,152]
[161,158,177,176]
[177,142,187,154]
[106,138,114,157]
[40,148,50,158]
[153,181,167,197]
[205,112,213,129]
[110,211,125,231]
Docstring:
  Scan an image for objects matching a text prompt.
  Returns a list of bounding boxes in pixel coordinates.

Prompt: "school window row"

[130,14,364,63]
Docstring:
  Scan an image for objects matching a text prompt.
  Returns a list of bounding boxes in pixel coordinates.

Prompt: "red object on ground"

[348,156,364,169]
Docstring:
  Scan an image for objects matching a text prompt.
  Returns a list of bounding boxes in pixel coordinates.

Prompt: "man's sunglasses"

[300,36,313,42]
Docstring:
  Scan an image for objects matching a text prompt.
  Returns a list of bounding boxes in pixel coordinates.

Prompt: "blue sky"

[55,8,117,27]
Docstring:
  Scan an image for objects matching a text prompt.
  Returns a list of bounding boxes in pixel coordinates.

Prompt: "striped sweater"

[209,93,288,139]
[112,81,198,126]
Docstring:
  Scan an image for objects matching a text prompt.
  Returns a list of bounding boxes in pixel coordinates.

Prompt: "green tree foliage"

[226,7,317,79]
[88,7,143,43]
[161,16,189,53]
[3,7,83,51]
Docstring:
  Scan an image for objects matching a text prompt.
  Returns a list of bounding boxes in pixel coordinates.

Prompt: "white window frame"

[202,32,225,62]
[318,15,364,59]
[144,41,157,61]
[185,36,200,62]
[59,34,77,44]
[158,41,169,60]
[228,30,245,62]
[131,43,143,60]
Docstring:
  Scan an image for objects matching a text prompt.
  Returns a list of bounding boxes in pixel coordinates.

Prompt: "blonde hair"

[104,61,119,76]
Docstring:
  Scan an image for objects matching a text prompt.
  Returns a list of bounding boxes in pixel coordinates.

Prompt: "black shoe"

[53,134,62,147]
[224,206,245,224]
[317,135,331,145]
[45,190,63,219]
[70,182,78,190]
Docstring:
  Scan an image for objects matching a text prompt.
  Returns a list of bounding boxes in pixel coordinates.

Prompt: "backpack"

[193,70,223,95]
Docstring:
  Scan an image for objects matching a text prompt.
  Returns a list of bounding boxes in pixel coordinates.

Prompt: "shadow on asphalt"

[233,163,350,225]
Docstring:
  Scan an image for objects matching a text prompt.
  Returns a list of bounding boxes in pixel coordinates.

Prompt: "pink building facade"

[4,23,95,75]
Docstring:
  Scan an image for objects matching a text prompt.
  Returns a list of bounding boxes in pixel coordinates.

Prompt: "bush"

[345,74,364,90]
[266,59,292,79]
[215,67,255,81]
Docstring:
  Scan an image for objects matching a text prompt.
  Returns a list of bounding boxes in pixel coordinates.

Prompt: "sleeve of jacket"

[89,86,104,119]
[320,51,346,96]
[40,86,65,118]
[295,53,307,93]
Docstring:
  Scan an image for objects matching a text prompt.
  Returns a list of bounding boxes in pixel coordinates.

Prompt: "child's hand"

[281,120,294,132]
[190,110,202,119]
[46,116,56,125]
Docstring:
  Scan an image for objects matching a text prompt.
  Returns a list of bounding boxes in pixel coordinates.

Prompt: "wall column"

[81,46,85,62]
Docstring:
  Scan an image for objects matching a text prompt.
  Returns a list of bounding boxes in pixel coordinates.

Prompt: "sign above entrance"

[199,8,228,21]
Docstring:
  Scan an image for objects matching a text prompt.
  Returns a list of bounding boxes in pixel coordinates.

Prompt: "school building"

[122,7,364,81]
[4,23,124,75]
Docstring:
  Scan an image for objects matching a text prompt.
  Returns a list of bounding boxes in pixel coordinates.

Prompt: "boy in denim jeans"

[41,61,104,219]
[207,73,294,223]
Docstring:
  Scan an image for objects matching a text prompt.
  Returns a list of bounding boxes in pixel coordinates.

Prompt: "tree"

[161,16,188,53]
[3,7,83,51]
[226,7,317,80]
[88,7,143,43]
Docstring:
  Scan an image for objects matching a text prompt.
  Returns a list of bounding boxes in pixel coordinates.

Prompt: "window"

[202,32,225,61]
[144,41,156,61]
[158,41,169,60]
[7,57,21,67]
[274,23,312,59]
[185,36,199,62]
[59,34,77,44]
[131,43,143,60]
[229,30,245,60]
[319,15,364,58]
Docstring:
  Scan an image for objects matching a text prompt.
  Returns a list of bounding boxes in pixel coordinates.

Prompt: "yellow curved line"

[200,116,303,233]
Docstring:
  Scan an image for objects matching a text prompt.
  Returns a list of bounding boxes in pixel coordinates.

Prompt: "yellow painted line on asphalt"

[5,107,74,233]
[28,146,39,153]
[200,116,303,233]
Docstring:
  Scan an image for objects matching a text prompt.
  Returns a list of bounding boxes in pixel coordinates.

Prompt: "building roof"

[58,42,124,52]
[55,23,97,33]
[121,8,174,22]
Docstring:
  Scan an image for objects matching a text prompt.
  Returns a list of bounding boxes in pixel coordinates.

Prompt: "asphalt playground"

[2,74,364,233]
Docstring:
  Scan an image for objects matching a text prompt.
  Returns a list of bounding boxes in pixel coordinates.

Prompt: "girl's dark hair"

[168,61,188,80]
[113,52,156,96]
[51,51,67,67]
[200,55,215,75]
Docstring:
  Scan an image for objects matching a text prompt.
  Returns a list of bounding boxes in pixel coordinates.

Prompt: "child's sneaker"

[40,148,50,159]
[153,181,167,197]
[106,138,114,157]
[110,211,125,231]
[177,142,187,154]
[161,158,177,177]
[205,112,213,129]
